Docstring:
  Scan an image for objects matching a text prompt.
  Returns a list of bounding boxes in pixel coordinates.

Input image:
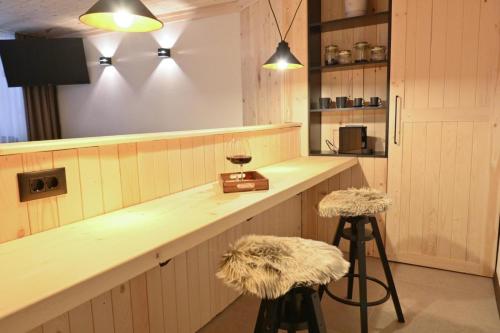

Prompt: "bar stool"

[217,235,350,333]
[317,188,405,333]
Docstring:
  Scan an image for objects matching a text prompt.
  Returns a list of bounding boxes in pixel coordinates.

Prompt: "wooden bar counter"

[0,155,357,332]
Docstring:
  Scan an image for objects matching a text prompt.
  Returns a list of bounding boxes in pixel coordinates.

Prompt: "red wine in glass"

[226,138,252,181]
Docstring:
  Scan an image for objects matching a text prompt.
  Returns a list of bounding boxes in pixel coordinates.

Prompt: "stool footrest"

[323,274,391,307]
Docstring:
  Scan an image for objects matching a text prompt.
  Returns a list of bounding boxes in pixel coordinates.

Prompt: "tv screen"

[0,38,90,87]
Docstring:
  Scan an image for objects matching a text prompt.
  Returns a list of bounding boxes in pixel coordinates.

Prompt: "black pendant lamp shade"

[80,0,164,32]
[262,41,303,70]
[262,0,304,70]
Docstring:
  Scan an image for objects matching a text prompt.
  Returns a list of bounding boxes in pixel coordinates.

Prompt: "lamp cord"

[268,0,304,42]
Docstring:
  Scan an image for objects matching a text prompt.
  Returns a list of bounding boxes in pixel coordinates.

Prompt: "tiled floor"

[199,258,500,332]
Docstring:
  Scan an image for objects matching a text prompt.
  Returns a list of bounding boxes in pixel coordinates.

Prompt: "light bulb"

[113,10,135,28]
[277,59,289,70]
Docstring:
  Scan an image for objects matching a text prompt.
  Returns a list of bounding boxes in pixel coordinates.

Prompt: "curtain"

[16,33,61,141]
[0,31,27,143]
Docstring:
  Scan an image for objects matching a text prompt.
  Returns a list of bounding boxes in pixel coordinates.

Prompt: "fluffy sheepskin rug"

[216,235,349,300]
[318,187,392,217]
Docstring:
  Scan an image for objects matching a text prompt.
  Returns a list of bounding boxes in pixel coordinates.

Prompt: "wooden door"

[385,0,500,276]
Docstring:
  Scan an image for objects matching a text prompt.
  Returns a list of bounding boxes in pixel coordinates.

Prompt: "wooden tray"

[220,171,269,193]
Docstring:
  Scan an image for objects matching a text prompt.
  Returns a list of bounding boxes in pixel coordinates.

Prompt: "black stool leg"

[319,217,347,299]
[305,290,327,333]
[357,220,369,333]
[254,298,281,333]
[346,222,357,299]
[369,217,405,323]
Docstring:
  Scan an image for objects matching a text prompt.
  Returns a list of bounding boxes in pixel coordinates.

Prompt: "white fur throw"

[318,187,391,217]
[216,235,349,299]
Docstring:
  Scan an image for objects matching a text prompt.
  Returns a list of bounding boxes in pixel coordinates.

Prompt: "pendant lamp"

[263,0,304,70]
[80,0,163,32]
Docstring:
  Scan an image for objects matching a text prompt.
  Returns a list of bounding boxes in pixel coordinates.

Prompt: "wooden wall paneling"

[427,0,447,108]
[467,122,493,268]
[111,282,134,333]
[458,0,481,107]
[153,141,170,198]
[53,149,84,226]
[397,122,413,255]
[180,138,196,190]
[475,0,500,106]
[435,122,458,258]
[78,147,104,219]
[136,140,171,200]
[173,253,191,333]
[421,122,442,256]
[99,145,123,213]
[407,122,426,255]
[137,142,158,202]
[167,139,184,194]
[203,135,217,183]
[146,267,166,333]
[443,0,464,108]
[301,182,319,240]
[402,0,417,110]
[186,246,202,332]
[42,313,70,333]
[450,122,474,261]
[68,302,94,333]
[161,261,178,333]
[22,152,60,234]
[207,235,220,318]
[197,240,212,327]
[213,134,226,177]
[129,273,151,333]
[0,154,30,242]
[91,292,115,333]
[316,180,330,244]
[192,136,207,187]
[27,327,43,333]
[118,143,141,208]
[412,0,432,109]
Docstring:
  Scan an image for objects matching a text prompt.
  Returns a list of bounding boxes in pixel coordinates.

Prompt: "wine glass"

[226,138,252,181]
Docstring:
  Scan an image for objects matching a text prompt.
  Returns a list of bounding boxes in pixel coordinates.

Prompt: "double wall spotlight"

[99,56,112,66]
[158,48,171,58]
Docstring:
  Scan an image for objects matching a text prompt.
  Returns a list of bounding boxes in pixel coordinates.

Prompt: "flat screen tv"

[0,38,90,87]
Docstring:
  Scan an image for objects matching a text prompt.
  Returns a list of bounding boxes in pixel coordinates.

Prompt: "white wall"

[58,13,243,138]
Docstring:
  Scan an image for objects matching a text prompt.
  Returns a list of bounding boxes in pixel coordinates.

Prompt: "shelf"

[309,61,387,73]
[310,106,387,113]
[310,11,390,33]
[310,150,387,158]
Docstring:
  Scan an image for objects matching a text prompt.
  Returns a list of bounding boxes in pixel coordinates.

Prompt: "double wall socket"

[17,168,67,202]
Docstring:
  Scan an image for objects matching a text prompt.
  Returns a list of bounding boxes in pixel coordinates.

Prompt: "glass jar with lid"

[370,45,386,62]
[353,41,370,63]
[337,50,352,65]
[324,45,339,65]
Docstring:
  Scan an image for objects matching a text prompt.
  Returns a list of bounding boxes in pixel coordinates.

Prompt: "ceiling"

[0,0,236,36]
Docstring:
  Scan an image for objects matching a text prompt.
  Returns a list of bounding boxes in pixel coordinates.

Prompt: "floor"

[199,258,500,333]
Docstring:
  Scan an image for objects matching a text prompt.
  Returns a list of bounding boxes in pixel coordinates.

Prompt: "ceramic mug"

[336,97,348,108]
[319,97,332,109]
[353,98,364,107]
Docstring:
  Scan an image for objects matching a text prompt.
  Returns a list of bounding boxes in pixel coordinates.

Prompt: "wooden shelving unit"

[310,105,387,113]
[309,11,389,32]
[309,61,387,72]
[308,0,392,158]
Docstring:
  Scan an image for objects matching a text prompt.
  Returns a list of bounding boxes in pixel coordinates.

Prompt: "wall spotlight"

[99,56,112,66]
[157,48,171,58]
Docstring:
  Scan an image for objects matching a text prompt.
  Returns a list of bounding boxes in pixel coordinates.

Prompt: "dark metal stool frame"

[254,287,327,333]
[319,216,405,333]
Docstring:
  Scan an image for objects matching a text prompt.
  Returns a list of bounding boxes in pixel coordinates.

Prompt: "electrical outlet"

[17,168,67,202]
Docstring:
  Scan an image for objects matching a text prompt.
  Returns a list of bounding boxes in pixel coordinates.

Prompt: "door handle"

[393,95,401,145]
